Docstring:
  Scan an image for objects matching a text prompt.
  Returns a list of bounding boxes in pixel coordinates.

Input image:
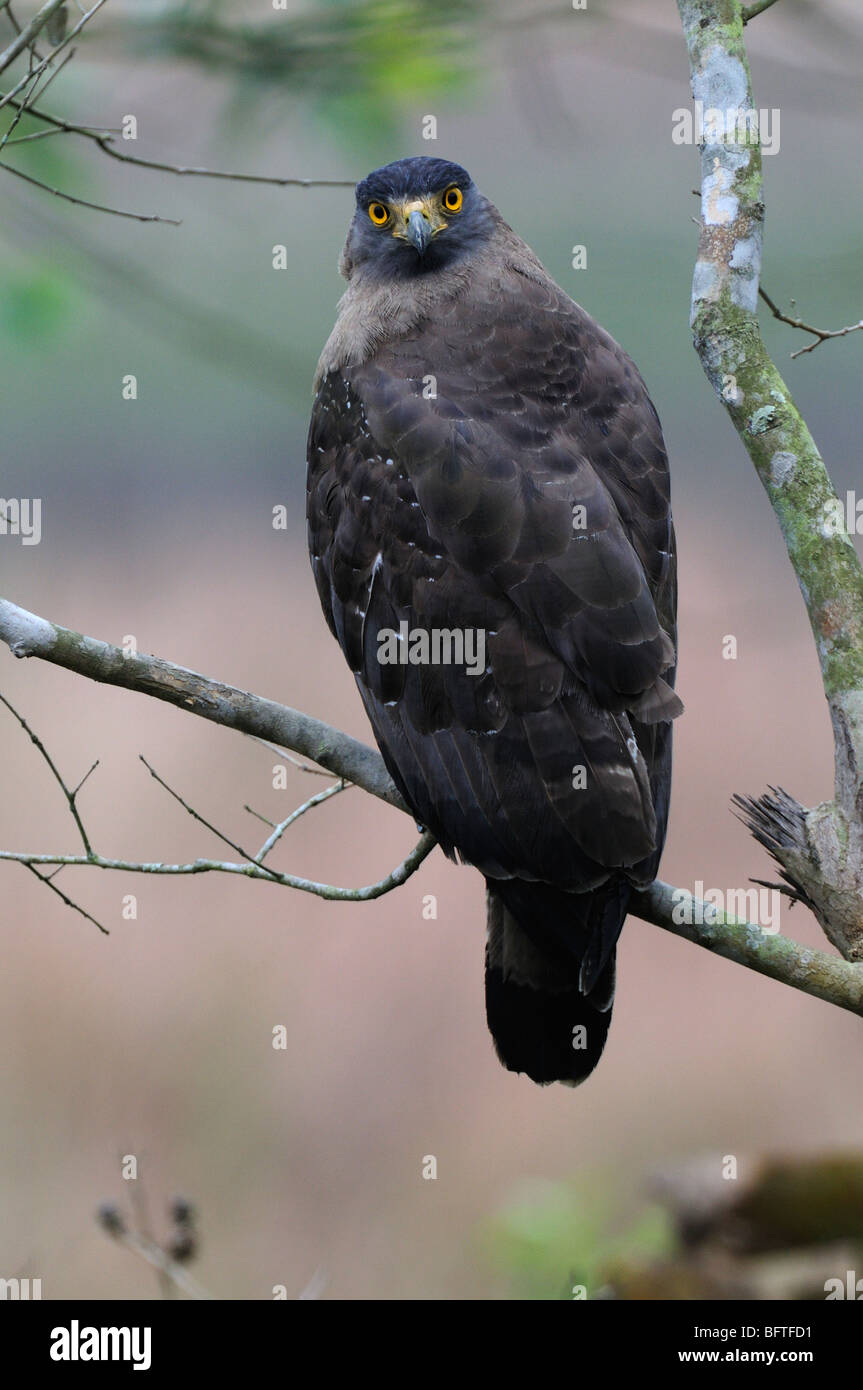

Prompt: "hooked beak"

[405,207,432,256]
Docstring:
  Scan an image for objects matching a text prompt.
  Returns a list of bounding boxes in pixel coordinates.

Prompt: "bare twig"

[255,781,348,861]
[111,1228,212,1301]
[759,287,863,359]
[78,141,357,188]
[1,92,355,187]
[0,691,96,855]
[22,860,108,934]
[138,754,283,879]
[0,157,182,223]
[3,124,68,141]
[0,833,438,901]
[247,735,333,778]
[0,43,74,151]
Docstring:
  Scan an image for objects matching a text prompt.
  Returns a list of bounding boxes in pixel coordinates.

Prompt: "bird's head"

[342,156,494,279]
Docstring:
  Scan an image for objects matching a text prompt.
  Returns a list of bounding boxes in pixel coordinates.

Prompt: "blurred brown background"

[1,0,862,1298]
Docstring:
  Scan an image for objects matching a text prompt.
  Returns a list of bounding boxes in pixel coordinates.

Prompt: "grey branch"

[0,156,183,224]
[0,0,109,110]
[0,838,437,902]
[636,880,863,1019]
[0,598,403,809]
[0,0,67,74]
[2,596,861,1017]
[1,94,356,189]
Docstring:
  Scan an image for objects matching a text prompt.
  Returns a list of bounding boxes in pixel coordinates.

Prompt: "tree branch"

[0,0,108,112]
[742,0,782,21]
[0,91,357,186]
[677,0,863,961]
[0,0,67,75]
[0,598,404,809]
[0,835,437,903]
[634,880,863,1018]
[3,596,862,1016]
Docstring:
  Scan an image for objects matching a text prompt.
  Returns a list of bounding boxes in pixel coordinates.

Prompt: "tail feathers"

[485,879,630,1086]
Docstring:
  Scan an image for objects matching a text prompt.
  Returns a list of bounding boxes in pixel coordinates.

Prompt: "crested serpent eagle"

[307,157,682,1086]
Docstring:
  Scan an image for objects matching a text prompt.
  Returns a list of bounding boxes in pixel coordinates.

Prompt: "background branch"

[0,0,66,75]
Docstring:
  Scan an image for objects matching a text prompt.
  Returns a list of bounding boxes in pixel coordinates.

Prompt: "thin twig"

[138,755,282,879]
[114,1229,213,1301]
[0,43,74,152]
[0,690,96,855]
[0,833,438,901]
[3,124,67,141]
[247,735,334,777]
[0,90,355,185]
[82,139,357,188]
[759,286,863,359]
[256,780,348,861]
[22,860,108,934]
[0,157,182,223]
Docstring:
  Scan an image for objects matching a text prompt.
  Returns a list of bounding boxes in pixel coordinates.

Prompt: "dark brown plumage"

[307,157,681,1085]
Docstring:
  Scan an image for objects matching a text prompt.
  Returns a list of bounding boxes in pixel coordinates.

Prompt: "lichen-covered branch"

[634,880,863,1019]
[677,0,863,960]
[3,596,863,1016]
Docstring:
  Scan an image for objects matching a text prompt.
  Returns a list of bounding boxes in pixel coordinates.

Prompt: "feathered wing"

[307,253,679,1084]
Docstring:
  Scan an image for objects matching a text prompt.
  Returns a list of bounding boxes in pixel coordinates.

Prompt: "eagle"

[307,157,681,1086]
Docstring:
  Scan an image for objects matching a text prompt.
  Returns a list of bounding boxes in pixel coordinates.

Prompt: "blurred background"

[1,0,862,1299]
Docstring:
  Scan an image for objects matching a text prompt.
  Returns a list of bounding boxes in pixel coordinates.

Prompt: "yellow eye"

[368,202,389,225]
[443,186,463,213]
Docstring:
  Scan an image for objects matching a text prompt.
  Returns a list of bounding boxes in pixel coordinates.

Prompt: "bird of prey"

[307,157,682,1086]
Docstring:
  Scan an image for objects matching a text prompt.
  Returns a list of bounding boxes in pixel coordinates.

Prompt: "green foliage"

[482,1175,674,1300]
[125,0,481,145]
[0,270,70,342]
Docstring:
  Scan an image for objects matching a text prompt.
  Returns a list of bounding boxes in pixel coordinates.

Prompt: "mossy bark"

[678,0,863,957]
